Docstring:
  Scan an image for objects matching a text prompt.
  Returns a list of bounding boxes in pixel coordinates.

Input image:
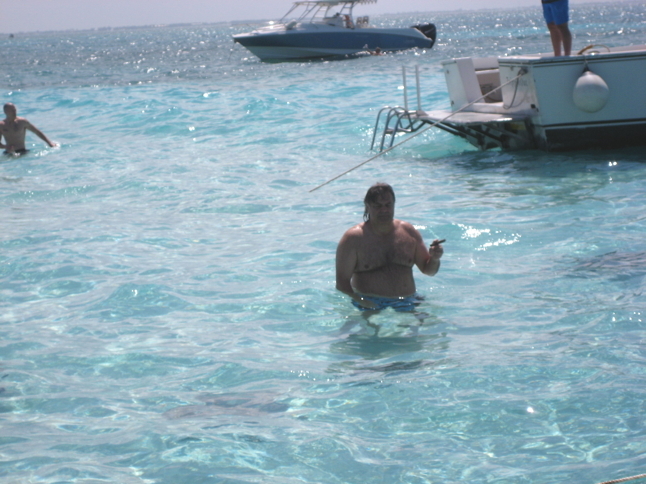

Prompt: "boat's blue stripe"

[235,31,433,50]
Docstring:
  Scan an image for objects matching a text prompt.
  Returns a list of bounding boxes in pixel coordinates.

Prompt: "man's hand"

[429,239,445,260]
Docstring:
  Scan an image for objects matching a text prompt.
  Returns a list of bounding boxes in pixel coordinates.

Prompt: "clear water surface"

[1,3,646,484]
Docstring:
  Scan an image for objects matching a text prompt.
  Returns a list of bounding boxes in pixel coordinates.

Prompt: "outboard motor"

[412,23,436,48]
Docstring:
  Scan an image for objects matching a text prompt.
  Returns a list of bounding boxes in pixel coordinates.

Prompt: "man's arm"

[0,124,6,150]
[26,121,56,147]
[410,225,443,276]
[335,228,377,308]
[336,229,359,297]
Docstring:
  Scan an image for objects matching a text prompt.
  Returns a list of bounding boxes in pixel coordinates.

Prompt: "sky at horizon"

[0,0,623,34]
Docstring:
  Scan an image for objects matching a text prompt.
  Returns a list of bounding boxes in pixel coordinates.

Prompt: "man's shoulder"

[395,219,422,237]
[340,222,369,243]
[343,222,366,237]
[1,117,29,127]
[394,219,415,230]
[338,223,366,254]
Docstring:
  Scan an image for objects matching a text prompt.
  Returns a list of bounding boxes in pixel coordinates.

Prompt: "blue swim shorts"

[542,0,569,26]
[3,148,29,155]
[352,293,424,312]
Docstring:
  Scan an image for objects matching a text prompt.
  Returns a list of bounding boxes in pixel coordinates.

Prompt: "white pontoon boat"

[374,44,646,151]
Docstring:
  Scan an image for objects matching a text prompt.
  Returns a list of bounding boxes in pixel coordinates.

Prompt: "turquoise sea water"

[2,3,646,483]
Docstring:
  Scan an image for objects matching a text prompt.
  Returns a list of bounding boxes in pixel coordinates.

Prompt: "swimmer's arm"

[415,233,443,276]
[26,122,57,147]
[335,231,359,298]
[335,230,377,308]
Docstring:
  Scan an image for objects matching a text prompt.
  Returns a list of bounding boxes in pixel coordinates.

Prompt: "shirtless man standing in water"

[336,183,443,314]
[0,103,57,155]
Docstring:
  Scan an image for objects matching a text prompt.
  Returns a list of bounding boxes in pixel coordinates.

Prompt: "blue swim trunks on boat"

[542,0,569,25]
[352,293,424,312]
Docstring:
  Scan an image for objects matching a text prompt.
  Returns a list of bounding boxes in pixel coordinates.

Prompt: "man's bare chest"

[1,121,23,133]
[356,235,416,271]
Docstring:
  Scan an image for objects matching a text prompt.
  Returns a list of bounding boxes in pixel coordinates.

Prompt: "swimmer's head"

[3,103,17,117]
[363,182,395,222]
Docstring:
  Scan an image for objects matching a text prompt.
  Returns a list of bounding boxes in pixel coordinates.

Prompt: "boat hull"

[518,51,646,150]
[233,27,435,61]
[538,119,646,151]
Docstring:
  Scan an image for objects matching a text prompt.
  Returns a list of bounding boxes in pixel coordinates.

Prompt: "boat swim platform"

[420,110,521,125]
[371,107,533,152]
[369,63,536,152]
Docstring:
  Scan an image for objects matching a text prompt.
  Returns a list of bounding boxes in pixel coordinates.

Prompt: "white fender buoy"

[573,69,609,113]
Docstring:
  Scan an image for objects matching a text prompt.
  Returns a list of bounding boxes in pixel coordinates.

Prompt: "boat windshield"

[279,0,376,24]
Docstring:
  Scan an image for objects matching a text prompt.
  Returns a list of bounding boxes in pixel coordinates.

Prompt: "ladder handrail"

[370,65,425,152]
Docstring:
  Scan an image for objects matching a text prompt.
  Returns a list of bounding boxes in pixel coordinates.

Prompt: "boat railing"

[283,1,359,26]
[370,107,426,152]
[370,66,426,151]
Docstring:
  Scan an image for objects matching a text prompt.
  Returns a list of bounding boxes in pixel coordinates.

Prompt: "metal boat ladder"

[370,66,427,152]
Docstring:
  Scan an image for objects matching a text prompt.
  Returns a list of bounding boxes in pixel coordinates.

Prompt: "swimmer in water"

[336,183,443,316]
[1,102,57,155]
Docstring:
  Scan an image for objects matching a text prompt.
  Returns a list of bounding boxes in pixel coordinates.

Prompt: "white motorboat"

[232,0,436,62]
[374,44,646,151]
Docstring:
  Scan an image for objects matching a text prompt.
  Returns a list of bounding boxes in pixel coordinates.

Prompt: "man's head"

[363,182,395,222]
[3,103,17,119]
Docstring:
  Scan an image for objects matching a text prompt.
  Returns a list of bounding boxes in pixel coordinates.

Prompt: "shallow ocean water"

[1,3,646,484]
